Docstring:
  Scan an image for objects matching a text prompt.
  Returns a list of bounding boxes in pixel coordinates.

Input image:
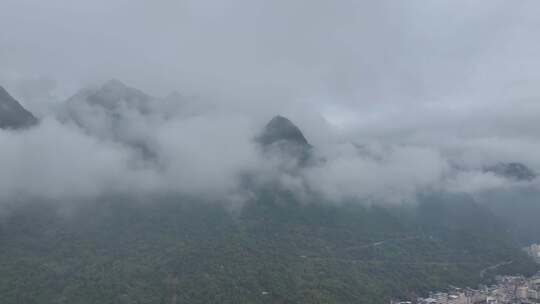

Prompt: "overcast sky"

[1,1,539,111]
[1,0,540,204]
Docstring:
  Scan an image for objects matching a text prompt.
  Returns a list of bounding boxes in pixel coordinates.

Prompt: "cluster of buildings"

[391,243,540,304]
[393,274,540,304]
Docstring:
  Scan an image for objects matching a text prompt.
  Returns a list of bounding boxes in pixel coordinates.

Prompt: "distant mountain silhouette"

[60,79,158,158]
[64,79,154,116]
[0,86,37,129]
[257,115,310,146]
[256,115,313,166]
[484,162,536,181]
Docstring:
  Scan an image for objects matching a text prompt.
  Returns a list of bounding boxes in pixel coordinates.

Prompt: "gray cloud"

[1,0,540,204]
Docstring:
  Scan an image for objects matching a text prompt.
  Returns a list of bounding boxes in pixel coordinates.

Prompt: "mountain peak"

[256,115,313,166]
[258,115,310,147]
[0,85,38,129]
[66,79,152,113]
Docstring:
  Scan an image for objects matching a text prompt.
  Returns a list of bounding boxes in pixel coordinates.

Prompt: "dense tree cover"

[477,189,540,246]
[0,193,537,304]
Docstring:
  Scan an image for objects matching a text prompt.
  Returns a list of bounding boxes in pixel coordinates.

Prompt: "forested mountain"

[0,82,538,304]
[477,188,540,246]
[0,193,536,304]
[476,163,540,246]
[3,1,540,303]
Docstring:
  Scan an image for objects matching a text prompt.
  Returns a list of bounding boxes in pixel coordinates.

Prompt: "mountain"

[0,193,536,304]
[60,79,154,133]
[65,79,154,115]
[257,115,310,147]
[0,109,537,303]
[0,86,37,129]
[477,188,540,246]
[484,162,537,181]
[256,115,314,166]
[466,163,539,245]
[60,79,158,158]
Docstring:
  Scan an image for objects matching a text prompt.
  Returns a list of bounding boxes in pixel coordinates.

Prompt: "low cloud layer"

[0,111,263,204]
[1,1,540,206]
[1,88,538,207]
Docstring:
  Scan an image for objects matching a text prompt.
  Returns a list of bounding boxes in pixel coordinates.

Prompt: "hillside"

[0,193,536,304]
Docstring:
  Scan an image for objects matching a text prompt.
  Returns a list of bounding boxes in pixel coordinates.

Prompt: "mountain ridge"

[0,86,38,129]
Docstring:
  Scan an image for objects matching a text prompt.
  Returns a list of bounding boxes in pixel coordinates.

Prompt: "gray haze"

[1,0,540,204]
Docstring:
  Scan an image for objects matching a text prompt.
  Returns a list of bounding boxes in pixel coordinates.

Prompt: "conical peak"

[260,115,309,146]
